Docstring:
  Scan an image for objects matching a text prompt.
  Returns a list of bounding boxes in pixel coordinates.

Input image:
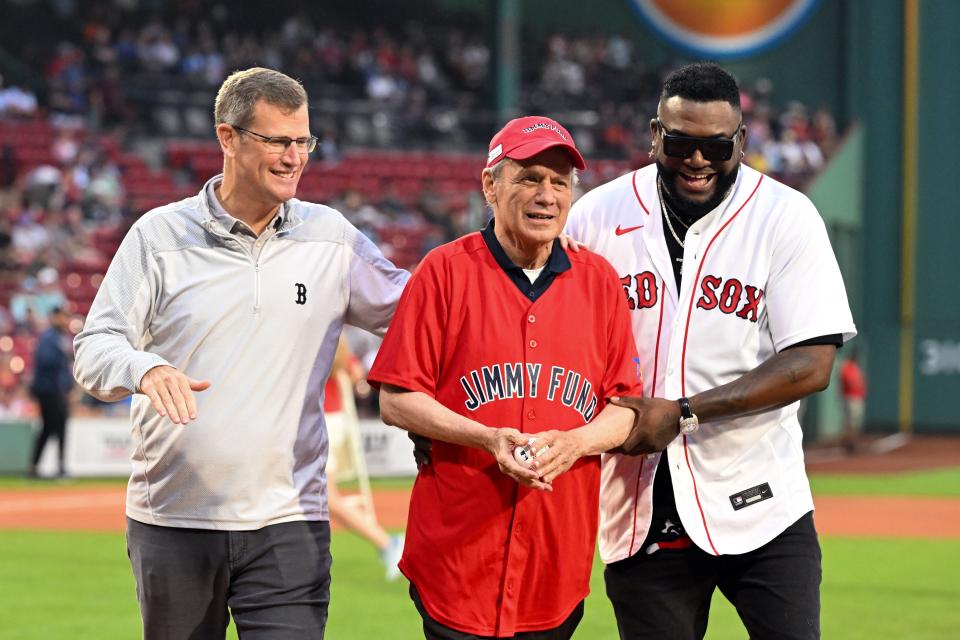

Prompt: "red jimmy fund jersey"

[368,231,641,637]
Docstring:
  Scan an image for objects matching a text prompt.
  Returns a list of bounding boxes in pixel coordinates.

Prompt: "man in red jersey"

[368,116,642,639]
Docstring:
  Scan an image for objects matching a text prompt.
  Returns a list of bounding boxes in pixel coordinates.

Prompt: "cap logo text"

[521,122,567,140]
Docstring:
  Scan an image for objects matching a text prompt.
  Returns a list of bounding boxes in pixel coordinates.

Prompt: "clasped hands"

[410,427,585,493]
[409,395,681,487]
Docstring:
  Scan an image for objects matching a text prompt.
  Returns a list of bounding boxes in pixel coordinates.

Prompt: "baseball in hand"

[513,437,538,467]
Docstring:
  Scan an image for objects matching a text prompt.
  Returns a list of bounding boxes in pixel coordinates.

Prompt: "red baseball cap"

[486,116,586,170]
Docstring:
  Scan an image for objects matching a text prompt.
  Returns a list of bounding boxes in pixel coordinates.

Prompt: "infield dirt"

[2,436,959,537]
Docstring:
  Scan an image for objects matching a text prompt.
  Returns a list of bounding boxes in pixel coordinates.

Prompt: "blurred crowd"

[0,0,843,418]
[2,0,839,174]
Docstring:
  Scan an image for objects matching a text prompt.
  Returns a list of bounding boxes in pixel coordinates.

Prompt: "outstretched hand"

[609,396,681,455]
[139,365,211,425]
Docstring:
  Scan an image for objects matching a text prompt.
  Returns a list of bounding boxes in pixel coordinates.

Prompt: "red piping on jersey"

[627,276,666,555]
[679,173,764,557]
[631,170,650,215]
[627,457,645,556]
[651,279,666,397]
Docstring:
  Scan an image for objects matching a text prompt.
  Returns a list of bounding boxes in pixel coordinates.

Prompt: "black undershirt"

[647,198,843,548]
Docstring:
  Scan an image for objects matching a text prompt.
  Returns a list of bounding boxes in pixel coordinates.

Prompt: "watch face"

[680,416,699,434]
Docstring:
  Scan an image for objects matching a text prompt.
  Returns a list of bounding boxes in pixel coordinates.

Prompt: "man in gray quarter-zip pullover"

[73,67,409,640]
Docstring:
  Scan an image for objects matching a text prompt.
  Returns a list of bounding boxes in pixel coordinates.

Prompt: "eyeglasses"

[231,125,318,154]
[656,118,742,161]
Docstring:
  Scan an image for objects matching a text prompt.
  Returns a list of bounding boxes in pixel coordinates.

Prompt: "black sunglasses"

[656,118,742,161]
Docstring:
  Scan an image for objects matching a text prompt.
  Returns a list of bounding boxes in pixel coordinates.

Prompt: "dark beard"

[656,161,740,225]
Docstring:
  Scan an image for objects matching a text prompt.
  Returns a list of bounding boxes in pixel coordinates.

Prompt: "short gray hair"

[485,157,580,187]
[214,67,308,128]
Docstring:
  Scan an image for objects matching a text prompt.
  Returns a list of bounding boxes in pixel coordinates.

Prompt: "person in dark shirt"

[28,307,73,477]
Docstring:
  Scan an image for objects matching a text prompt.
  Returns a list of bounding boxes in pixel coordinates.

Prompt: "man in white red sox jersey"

[565,63,856,639]
[369,116,642,639]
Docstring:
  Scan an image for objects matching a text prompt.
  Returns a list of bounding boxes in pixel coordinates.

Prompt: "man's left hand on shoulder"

[609,396,681,455]
[558,234,584,252]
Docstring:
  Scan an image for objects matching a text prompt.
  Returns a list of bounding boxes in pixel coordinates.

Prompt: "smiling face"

[652,96,745,217]
[482,147,574,268]
[218,99,310,216]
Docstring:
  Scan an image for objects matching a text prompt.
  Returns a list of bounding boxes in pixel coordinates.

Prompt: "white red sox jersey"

[566,163,856,560]
[368,226,642,636]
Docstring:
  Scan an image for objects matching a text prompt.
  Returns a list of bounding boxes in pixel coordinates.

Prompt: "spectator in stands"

[46,43,88,121]
[0,385,35,419]
[335,189,388,238]
[83,158,124,221]
[416,179,457,242]
[73,67,408,640]
[540,35,586,99]
[811,106,839,157]
[9,279,53,333]
[315,126,341,165]
[0,75,39,119]
[21,164,63,211]
[27,307,73,478]
[10,268,66,329]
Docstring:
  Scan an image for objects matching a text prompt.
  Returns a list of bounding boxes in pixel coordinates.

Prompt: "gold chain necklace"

[657,177,686,248]
[658,177,691,229]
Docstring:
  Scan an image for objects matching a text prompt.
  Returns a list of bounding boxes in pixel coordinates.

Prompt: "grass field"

[1,469,958,639]
[1,530,958,639]
[809,467,960,496]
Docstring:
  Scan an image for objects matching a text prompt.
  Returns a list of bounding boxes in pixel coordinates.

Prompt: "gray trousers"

[127,517,331,640]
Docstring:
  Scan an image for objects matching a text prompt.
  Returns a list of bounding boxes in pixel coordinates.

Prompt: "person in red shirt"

[368,116,643,639]
[839,349,867,453]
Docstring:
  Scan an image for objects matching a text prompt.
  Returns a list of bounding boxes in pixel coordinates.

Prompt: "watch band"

[678,397,693,420]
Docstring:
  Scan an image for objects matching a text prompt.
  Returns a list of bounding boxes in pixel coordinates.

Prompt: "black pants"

[31,391,68,473]
[127,518,332,640]
[411,585,584,640]
[605,511,821,640]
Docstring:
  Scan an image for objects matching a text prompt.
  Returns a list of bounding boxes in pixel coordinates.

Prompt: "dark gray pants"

[127,517,331,640]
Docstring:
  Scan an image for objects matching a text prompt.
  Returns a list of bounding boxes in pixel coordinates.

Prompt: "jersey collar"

[480,218,571,302]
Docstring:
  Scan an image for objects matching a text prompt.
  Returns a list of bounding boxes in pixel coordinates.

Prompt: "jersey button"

[527,410,536,420]
[529,339,538,348]
[528,315,536,323]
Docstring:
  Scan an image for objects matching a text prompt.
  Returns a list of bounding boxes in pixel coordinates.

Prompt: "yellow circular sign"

[630,0,821,58]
